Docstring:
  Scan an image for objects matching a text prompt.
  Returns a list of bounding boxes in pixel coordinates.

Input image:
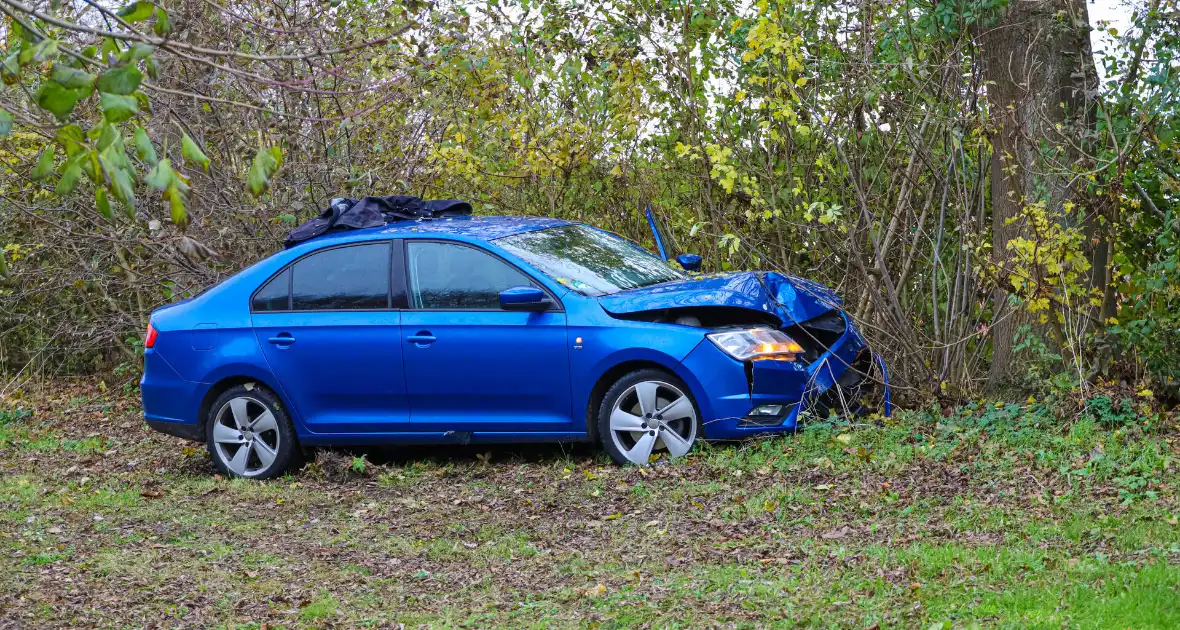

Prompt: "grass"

[0,380,1177,627]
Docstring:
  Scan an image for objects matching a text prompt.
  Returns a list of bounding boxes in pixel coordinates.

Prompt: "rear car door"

[252,241,409,433]
[399,240,572,432]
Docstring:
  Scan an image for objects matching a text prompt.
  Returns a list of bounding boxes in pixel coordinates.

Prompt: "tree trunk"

[977,0,1100,388]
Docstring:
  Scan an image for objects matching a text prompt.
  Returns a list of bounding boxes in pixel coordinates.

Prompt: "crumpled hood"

[597,271,843,326]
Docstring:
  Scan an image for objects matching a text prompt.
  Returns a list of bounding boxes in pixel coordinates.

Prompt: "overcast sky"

[1089,0,1137,59]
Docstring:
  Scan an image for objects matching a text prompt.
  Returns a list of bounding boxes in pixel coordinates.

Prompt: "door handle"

[268,333,296,345]
[406,331,436,345]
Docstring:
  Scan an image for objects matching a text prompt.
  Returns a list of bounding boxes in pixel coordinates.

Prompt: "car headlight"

[706,327,804,362]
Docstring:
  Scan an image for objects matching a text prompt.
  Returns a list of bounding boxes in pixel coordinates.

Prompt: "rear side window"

[252,268,290,311]
[290,243,390,310]
[407,242,531,309]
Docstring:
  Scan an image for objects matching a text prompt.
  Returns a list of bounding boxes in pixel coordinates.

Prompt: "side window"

[291,243,390,310]
[407,242,532,309]
[252,268,290,311]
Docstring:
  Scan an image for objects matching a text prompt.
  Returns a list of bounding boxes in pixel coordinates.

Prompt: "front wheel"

[206,384,300,479]
[597,369,701,466]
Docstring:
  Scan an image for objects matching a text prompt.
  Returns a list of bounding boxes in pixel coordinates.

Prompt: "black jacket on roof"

[283,195,472,248]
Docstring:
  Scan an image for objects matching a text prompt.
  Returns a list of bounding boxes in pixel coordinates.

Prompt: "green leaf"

[181,133,209,171]
[153,8,172,36]
[96,64,142,95]
[144,57,159,80]
[31,38,59,63]
[0,109,12,137]
[50,65,95,89]
[31,145,55,180]
[121,42,154,63]
[82,151,101,183]
[278,213,297,225]
[96,122,120,151]
[2,52,19,82]
[99,92,139,122]
[55,124,87,155]
[55,155,83,195]
[96,187,113,219]
[35,82,79,121]
[168,182,187,227]
[99,143,135,210]
[9,16,27,42]
[116,1,155,22]
[246,146,282,196]
[133,127,158,164]
[100,38,119,60]
[105,135,133,171]
[146,158,173,190]
[103,162,136,210]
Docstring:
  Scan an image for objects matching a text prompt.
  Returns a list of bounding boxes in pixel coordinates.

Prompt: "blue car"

[141,214,886,478]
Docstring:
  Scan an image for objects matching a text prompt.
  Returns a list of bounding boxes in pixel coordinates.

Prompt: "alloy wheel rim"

[212,396,281,477]
[608,380,697,465]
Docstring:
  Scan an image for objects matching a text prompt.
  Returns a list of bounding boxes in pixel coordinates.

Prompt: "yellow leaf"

[834,434,852,445]
[1138,389,1154,398]
[603,512,621,521]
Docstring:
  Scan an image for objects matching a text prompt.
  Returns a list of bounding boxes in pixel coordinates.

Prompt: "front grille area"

[809,349,873,418]
[781,310,846,364]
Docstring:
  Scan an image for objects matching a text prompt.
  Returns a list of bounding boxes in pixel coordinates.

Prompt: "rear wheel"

[597,369,700,466]
[206,384,299,479]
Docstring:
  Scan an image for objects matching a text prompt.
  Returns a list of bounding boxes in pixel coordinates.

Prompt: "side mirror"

[499,286,550,312]
[676,253,702,272]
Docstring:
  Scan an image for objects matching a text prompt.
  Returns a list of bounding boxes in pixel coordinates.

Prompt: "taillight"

[145,322,158,349]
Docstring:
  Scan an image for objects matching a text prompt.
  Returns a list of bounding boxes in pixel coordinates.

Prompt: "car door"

[399,239,572,433]
[252,241,410,434]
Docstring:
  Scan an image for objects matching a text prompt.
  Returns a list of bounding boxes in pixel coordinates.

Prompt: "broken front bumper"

[674,311,889,440]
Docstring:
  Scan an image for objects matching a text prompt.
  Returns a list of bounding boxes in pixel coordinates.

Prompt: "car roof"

[310,215,574,246]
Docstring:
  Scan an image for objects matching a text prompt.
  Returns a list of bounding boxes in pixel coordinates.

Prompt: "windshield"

[497,225,686,296]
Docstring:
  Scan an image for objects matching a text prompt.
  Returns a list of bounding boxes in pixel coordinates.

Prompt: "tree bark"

[976,0,1100,388]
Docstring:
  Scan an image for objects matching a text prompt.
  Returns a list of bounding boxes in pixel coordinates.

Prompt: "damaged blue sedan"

[142,206,888,478]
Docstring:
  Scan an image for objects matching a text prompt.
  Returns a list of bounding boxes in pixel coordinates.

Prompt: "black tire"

[205,384,300,479]
[596,369,702,466]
